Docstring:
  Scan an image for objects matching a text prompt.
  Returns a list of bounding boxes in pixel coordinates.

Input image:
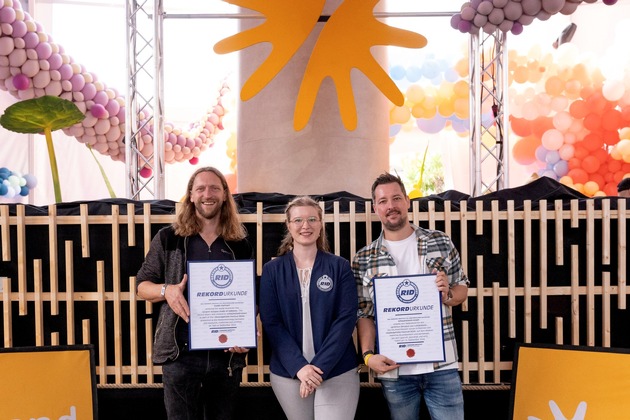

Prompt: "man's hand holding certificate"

[187,260,257,350]
[373,274,445,364]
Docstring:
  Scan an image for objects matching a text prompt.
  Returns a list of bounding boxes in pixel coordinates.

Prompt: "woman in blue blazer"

[260,196,359,420]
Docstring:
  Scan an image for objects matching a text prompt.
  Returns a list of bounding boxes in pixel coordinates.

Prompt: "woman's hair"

[277,195,330,256]
[173,167,247,241]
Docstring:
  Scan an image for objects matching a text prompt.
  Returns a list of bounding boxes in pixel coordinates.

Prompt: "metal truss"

[125,0,165,200]
[469,30,509,196]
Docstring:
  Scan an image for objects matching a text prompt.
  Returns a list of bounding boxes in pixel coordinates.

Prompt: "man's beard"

[195,201,221,220]
[383,210,408,231]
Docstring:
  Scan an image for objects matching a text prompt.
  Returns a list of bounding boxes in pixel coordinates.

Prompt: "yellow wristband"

[364,353,373,366]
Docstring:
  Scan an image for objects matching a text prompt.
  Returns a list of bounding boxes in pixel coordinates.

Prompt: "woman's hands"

[296,364,323,398]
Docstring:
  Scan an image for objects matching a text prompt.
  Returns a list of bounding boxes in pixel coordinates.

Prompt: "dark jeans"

[162,347,242,420]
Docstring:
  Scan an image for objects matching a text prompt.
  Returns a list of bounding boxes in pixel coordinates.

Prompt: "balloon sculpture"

[0,166,36,198]
[450,0,618,36]
[0,0,229,176]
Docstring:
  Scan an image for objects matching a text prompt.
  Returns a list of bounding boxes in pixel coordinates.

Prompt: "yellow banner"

[0,346,95,420]
[512,345,630,420]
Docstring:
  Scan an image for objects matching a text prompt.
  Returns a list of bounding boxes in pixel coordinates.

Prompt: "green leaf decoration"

[0,95,85,133]
[0,96,86,203]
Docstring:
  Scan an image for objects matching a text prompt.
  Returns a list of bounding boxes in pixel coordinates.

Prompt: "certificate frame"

[187,259,257,350]
[373,274,445,364]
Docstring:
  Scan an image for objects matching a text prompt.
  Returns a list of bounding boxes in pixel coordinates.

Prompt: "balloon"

[541,129,564,150]
[582,156,600,174]
[513,135,541,165]
[390,65,406,80]
[602,79,625,102]
[416,116,447,134]
[567,168,588,184]
[553,160,569,177]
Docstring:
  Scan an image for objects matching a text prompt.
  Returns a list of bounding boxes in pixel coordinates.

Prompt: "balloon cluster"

[510,44,630,196]
[0,0,228,175]
[450,0,618,36]
[0,166,36,198]
[389,55,490,136]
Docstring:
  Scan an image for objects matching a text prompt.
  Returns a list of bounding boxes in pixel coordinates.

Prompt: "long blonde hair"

[173,167,247,241]
[277,196,330,256]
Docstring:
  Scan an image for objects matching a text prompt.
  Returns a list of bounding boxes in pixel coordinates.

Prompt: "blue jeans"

[162,346,243,420]
[380,369,464,420]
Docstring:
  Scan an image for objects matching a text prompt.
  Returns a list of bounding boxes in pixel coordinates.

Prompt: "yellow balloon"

[406,84,425,104]
[583,181,599,196]
[559,176,573,186]
[390,106,411,124]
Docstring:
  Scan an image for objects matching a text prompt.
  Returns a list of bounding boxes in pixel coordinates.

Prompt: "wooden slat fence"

[0,198,627,391]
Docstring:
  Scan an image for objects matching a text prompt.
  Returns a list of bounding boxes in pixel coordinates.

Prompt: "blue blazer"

[260,250,358,380]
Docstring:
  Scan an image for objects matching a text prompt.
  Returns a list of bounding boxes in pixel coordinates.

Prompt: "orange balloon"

[453,80,469,98]
[582,132,604,152]
[603,182,618,196]
[568,157,581,170]
[608,159,622,172]
[567,168,589,184]
[603,129,620,146]
[593,148,609,164]
[513,66,529,84]
[583,113,602,132]
[581,155,600,174]
[545,76,564,96]
[569,100,589,119]
[574,145,589,160]
[531,117,554,139]
[589,173,605,190]
[512,135,541,165]
[510,116,533,137]
[601,109,622,131]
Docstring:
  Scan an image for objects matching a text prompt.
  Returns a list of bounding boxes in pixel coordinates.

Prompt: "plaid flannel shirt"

[352,224,469,370]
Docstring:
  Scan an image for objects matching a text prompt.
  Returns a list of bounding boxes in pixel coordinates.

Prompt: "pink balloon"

[504,2,524,20]
[522,0,542,16]
[542,0,565,14]
[542,129,564,151]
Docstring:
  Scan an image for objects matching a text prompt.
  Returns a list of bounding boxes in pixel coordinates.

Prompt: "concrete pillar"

[236,1,389,197]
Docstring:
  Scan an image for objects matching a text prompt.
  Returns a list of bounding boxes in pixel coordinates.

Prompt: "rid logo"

[210,264,234,288]
[396,279,419,304]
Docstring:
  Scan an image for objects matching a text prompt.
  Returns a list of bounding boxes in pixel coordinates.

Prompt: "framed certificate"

[373,274,445,364]
[187,260,257,350]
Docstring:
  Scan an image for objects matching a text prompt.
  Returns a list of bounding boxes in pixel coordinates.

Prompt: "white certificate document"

[373,274,445,364]
[187,260,257,350]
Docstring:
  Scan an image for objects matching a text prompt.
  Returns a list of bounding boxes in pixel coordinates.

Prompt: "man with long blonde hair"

[137,167,253,420]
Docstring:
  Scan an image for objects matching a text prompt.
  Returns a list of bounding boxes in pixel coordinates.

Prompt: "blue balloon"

[417,116,447,134]
[19,186,29,196]
[553,160,569,177]
[390,65,406,80]
[0,183,8,196]
[406,66,423,82]
[545,150,560,164]
[535,145,548,162]
[389,124,402,137]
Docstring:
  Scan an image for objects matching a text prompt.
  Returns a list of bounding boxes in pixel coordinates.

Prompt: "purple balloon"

[23,31,39,49]
[450,14,462,30]
[11,20,26,38]
[0,7,16,24]
[12,73,29,90]
[48,53,62,70]
[90,103,107,119]
[458,20,473,33]
[82,83,97,100]
[603,0,617,4]
[511,22,524,35]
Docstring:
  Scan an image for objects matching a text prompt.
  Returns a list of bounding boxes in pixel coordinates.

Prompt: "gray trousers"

[270,368,360,420]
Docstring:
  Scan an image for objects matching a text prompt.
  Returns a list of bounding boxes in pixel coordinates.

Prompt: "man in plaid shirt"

[352,172,469,420]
